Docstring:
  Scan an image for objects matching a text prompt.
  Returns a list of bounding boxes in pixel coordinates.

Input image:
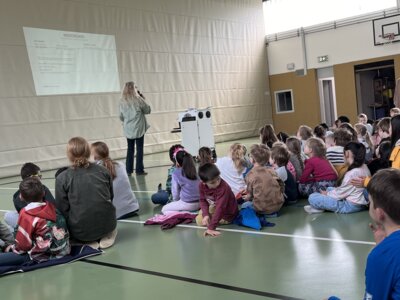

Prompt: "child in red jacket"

[196,163,239,237]
[0,177,70,266]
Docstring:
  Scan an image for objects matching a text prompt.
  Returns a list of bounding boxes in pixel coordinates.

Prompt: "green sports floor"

[0,138,374,300]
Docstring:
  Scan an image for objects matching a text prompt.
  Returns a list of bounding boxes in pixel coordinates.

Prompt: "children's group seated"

[2,113,400,298]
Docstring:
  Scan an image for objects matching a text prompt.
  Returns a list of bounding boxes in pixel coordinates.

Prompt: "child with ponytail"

[215,143,247,197]
[91,141,139,219]
[161,149,200,214]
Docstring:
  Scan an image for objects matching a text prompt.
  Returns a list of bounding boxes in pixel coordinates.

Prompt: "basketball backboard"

[373,14,400,45]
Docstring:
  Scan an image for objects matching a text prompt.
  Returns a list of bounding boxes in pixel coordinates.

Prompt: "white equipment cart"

[175,108,216,158]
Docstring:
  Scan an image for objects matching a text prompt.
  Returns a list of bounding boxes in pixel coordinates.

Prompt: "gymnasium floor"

[0,137,374,300]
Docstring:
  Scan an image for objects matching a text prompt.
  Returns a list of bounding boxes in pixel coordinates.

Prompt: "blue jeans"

[0,252,31,266]
[151,190,170,205]
[126,135,144,174]
[308,187,366,214]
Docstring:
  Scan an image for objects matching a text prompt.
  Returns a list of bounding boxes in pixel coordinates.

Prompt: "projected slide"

[23,27,120,96]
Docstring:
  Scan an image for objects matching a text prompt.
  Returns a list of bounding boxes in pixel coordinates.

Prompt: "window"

[274,90,294,113]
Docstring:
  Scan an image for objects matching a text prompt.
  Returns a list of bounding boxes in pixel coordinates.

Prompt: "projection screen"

[23,27,120,96]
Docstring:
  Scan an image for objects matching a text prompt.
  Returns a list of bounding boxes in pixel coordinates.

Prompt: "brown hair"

[229,143,247,173]
[305,137,326,158]
[67,137,91,169]
[271,144,290,167]
[339,123,358,141]
[297,125,313,141]
[19,177,44,203]
[249,144,270,165]
[377,117,391,134]
[333,128,353,147]
[367,168,400,224]
[198,147,214,166]
[259,124,278,147]
[286,137,304,170]
[91,141,118,179]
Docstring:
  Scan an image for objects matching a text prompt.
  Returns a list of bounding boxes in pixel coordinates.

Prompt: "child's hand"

[369,223,386,245]
[202,216,210,226]
[203,229,221,237]
[350,176,366,188]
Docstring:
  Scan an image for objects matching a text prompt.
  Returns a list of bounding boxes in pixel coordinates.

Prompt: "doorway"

[318,77,337,127]
[355,60,395,120]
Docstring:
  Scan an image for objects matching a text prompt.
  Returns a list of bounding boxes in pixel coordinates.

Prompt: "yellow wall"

[269,69,320,135]
[269,54,400,133]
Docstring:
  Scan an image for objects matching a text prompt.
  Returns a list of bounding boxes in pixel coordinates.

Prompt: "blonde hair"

[67,137,91,168]
[305,137,326,158]
[91,141,117,179]
[122,81,139,101]
[229,143,247,173]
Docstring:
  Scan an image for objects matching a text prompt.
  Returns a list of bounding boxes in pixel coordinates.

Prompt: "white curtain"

[0,0,272,177]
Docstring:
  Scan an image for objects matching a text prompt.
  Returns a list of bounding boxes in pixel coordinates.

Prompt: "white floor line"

[0,210,375,246]
[0,187,154,193]
[117,219,375,246]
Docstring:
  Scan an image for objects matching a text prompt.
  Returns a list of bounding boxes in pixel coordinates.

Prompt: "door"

[318,77,337,127]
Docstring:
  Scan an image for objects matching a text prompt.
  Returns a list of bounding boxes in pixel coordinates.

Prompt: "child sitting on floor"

[364,168,400,298]
[305,142,370,214]
[4,162,55,231]
[161,148,200,214]
[151,144,183,206]
[0,177,70,266]
[196,163,239,237]
[270,143,298,204]
[243,144,284,215]
[197,146,214,166]
[0,221,13,252]
[215,143,247,198]
[299,137,338,197]
[91,141,139,219]
[286,137,304,181]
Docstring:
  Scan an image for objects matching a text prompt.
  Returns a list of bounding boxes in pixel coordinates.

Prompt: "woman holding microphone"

[119,81,151,176]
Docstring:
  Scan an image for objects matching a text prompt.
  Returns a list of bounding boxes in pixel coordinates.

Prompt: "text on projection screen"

[23,27,120,96]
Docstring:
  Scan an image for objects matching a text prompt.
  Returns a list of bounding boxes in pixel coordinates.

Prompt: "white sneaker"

[304,205,324,214]
[99,229,118,249]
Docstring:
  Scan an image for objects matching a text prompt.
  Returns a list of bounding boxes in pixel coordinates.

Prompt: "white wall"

[267,20,400,75]
[0,0,271,177]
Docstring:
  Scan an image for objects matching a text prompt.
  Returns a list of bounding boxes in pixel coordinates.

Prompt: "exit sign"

[318,55,328,63]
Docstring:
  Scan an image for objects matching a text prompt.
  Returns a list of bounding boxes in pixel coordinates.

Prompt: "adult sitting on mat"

[55,137,117,249]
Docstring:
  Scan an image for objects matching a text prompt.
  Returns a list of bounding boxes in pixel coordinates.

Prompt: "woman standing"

[119,81,151,176]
